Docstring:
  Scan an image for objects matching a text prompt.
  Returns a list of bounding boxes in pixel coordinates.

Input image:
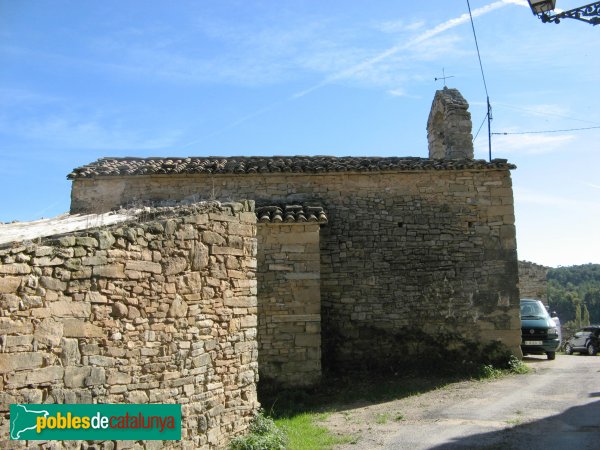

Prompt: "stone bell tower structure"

[427,87,474,160]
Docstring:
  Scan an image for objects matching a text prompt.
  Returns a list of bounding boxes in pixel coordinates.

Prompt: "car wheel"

[564,344,573,355]
[546,351,556,360]
[587,344,598,356]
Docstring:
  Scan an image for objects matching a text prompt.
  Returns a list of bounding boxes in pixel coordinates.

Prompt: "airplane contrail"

[181,0,525,148]
[290,0,525,99]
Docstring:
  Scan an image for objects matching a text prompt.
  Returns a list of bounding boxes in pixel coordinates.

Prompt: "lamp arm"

[538,1,600,25]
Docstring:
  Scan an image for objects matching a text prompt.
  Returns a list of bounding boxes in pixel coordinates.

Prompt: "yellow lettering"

[36,416,46,433]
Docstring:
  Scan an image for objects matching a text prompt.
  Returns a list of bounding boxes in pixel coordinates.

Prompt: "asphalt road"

[329,354,600,450]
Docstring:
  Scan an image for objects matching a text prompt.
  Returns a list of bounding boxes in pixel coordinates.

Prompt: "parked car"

[564,326,600,356]
[520,298,560,360]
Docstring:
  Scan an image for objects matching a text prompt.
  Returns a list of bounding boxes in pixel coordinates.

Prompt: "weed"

[507,356,529,374]
[394,413,405,421]
[229,411,287,450]
[476,364,503,380]
[375,413,390,425]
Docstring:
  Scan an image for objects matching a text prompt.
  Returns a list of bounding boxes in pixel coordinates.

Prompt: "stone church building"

[66,88,521,386]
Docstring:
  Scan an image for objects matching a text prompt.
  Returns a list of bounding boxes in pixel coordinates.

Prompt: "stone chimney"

[427,87,474,160]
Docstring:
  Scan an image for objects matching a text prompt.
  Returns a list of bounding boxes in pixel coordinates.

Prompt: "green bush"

[229,411,287,450]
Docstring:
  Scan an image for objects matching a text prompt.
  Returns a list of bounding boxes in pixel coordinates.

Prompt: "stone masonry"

[67,157,522,373]
[0,202,259,449]
[518,260,549,303]
[427,87,474,160]
[256,205,327,386]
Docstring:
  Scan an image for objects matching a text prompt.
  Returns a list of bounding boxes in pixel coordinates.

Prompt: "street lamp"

[527,1,600,25]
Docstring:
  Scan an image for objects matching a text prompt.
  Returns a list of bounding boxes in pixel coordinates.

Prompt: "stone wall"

[69,164,521,370]
[0,202,259,449]
[518,260,549,303]
[257,220,322,387]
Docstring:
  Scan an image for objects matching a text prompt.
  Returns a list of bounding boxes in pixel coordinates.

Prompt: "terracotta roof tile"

[67,156,515,179]
[256,205,327,224]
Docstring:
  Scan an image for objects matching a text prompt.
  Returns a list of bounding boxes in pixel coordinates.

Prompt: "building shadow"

[429,399,600,450]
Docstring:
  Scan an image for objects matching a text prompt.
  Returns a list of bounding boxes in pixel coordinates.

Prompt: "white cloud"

[492,133,575,154]
[376,20,425,34]
[0,114,181,151]
[292,1,512,99]
[514,187,600,208]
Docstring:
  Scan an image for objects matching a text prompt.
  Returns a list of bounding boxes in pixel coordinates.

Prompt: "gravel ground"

[324,354,600,449]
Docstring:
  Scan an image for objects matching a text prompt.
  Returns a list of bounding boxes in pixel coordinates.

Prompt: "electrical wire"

[466,0,489,98]
[494,102,600,126]
[466,0,492,160]
[473,114,488,141]
[492,125,600,136]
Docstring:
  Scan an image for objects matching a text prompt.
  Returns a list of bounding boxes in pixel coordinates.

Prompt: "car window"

[520,301,547,318]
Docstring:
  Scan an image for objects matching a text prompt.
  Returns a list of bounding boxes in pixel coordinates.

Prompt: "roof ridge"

[68,156,516,179]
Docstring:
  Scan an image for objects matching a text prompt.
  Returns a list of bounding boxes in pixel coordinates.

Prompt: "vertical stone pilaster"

[256,212,324,386]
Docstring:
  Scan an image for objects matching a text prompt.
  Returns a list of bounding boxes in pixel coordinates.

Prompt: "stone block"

[125,260,162,274]
[112,301,129,318]
[7,366,64,387]
[34,318,64,346]
[76,236,98,247]
[192,353,211,368]
[0,276,21,293]
[49,301,91,318]
[190,241,209,271]
[39,276,67,291]
[93,264,126,278]
[81,255,108,266]
[63,319,104,338]
[127,390,149,403]
[0,352,44,373]
[0,263,31,275]
[60,338,81,365]
[85,367,106,386]
[95,230,116,249]
[0,293,19,309]
[88,355,116,366]
[212,246,244,256]
[0,317,33,334]
[86,291,108,303]
[168,295,189,318]
[223,293,256,308]
[162,257,188,275]
[64,366,92,388]
[295,334,320,347]
[107,370,131,385]
[202,231,226,246]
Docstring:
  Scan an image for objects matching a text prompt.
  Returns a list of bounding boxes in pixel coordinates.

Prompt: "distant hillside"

[548,264,600,326]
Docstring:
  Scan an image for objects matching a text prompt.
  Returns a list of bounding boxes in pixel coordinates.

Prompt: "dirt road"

[326,355,600,449]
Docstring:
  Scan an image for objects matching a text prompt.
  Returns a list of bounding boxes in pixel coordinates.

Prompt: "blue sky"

[1,0,598,267]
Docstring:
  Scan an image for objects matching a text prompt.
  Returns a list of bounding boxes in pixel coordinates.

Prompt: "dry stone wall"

[0,202,259,449]
[69,166,521,370]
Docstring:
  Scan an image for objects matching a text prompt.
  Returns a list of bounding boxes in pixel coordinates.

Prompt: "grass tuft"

[275,412,355,450]
[229,411,287,450]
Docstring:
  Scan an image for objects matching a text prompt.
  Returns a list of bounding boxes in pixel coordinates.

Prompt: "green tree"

[583,304,591,326]
[575,302,582,328]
